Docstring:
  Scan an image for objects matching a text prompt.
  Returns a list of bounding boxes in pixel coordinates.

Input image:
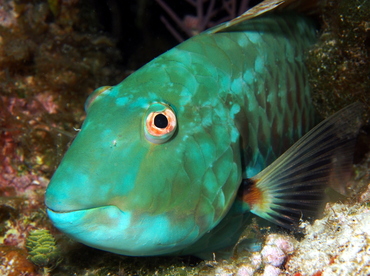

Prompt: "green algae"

[26,229,62,276]
[26,229,61,267]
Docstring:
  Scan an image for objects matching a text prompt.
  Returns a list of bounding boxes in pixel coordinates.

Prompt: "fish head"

[45,56,242,256]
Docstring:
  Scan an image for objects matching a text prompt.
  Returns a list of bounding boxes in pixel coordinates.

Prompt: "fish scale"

[45,0,362,259]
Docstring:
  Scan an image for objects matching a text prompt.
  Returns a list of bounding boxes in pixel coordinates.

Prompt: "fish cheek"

[118,145,183,214]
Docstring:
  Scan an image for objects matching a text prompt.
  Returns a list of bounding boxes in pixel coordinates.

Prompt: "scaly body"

[45,1,361,258]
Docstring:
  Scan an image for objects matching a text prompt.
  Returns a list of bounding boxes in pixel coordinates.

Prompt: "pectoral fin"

[240,102,364,229]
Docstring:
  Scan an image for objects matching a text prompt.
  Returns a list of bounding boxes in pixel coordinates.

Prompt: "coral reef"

[308,0,370,122]
[286,203,370,276]
[0,0,122,185]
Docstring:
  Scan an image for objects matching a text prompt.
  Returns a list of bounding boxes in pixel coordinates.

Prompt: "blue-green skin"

[45,14,317,257]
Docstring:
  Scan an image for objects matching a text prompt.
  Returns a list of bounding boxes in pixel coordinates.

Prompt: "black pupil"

[154,114,168,129]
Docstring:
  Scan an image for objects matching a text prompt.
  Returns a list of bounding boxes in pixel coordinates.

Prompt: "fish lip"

[45,205,117,214]
[46,207,70,214]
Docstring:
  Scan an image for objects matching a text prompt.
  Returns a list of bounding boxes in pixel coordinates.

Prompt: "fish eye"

[144,103,177,144]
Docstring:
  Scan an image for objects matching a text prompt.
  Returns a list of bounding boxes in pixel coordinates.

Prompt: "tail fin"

[239,102,364,229]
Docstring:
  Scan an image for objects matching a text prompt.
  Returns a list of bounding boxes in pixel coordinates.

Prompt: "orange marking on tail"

[241,178,263,208]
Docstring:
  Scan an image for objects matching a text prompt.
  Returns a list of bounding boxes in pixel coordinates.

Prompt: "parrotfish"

[45,0,362,258]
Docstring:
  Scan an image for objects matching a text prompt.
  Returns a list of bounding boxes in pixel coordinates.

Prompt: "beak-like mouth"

[45,207,71,213]
[46,204,200,257]
[46,205,138,253]
[45,204,111,214]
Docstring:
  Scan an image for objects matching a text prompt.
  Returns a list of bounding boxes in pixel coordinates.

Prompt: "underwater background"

[0,0,369,275]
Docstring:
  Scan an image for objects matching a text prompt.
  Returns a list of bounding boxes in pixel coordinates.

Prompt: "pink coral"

[261,245,285,267]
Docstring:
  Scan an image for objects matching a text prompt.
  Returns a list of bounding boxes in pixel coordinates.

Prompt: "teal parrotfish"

[45,0,362,258]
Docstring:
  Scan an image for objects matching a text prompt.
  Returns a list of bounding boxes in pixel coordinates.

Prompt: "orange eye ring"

[144,103,177,144]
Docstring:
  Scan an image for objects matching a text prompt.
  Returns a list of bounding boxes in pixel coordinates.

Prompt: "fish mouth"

[46,205,147,255]
[46,205,112,214]
[46,205,130,236]
[46,205,196,256]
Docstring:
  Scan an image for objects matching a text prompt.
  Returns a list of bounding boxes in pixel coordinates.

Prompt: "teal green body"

[45,13,317,257]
